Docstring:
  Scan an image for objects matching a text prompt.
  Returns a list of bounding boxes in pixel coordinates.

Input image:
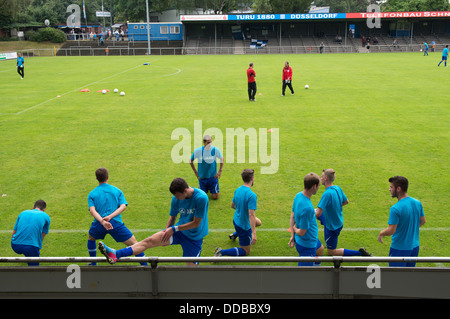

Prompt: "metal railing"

[1,256,449,268]
[12,43,449,57]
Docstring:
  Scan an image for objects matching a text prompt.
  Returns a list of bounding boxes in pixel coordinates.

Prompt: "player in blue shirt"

[378,176,426,267]
[316,169,371,257]
[289,173,324,266]
[16,52,24,79]
[438,45,449,67]
[190,135,223,200]
[423,42,429,56]
[99,178,209,265]
[214,169,259,258]
[87,167,147,265]
[11,200,51,266]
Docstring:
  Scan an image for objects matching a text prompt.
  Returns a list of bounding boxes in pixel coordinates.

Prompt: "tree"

[381,0,449,12]
[313,0,370,13]
[252,0,312,13]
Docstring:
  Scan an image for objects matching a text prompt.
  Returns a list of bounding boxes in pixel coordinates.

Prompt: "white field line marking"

[9,64,181,116]
[0,227,448,234]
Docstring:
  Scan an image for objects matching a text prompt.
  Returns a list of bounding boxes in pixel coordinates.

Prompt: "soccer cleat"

[229,233,237,241]
[98,241,118,264]
[213,247,223,258]
[359,247,372,257]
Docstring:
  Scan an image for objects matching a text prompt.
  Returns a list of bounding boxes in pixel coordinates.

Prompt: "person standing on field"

[247,62,257,101]
[378,176,426,267]
[16,52,24,79]
[281,61,294,96]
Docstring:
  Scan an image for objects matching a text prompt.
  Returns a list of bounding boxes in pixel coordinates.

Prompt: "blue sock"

[116,246,134,259]
[221,247,247,256]
[136,252,148,266]
[87,240,97,265]
[343,249,362,256]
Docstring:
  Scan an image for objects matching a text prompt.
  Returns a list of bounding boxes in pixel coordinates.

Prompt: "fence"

[0,256,449,299]
[12,43,448,57]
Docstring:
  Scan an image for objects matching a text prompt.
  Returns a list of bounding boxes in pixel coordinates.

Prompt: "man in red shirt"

[282,61,294,96]
[247,62,256,101]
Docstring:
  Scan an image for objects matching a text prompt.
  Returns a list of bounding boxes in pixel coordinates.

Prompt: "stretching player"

[214,169,258,258]
[99,178,209,266]
[87,167,147,266]
[289,173,324,266]
[316,169,371,257]
[190,134,223,200]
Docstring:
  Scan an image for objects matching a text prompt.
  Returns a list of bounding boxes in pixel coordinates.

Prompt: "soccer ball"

[305,85,309,89]
[102,89,107,94]
[120,91,125,96]
[114,88,119,93]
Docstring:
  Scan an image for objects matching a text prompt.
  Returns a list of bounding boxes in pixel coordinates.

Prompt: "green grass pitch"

[0,52,448,267]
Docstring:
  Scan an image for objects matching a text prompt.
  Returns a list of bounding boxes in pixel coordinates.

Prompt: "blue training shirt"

[232,185,257,231]
[191,145,223,179]
[88,183,127,224]
[388,196,424,250]
[170,188,209,241]
[317,185,348,231]
[12,209,51,249]
[443,48,449,57]
[292,192,318,248]
[17,56,24,67]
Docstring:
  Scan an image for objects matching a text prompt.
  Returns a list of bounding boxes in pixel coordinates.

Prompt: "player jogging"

[438,45,449,67]
[99,178,209,266]
[378,176,426,267]
[281,61,294,96]
[315,169,371,257]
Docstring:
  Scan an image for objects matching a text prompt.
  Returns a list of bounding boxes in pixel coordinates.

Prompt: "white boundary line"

[0,227,448,234]
[14,64,144,115]
[2,63,182,116]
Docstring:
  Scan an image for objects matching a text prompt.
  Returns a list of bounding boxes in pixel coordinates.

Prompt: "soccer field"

[0,52,449,267]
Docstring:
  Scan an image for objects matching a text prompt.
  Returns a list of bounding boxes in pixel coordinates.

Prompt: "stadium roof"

[180,11,450,22]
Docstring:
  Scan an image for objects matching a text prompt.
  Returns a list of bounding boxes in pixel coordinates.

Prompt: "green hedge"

[26,27,66,43]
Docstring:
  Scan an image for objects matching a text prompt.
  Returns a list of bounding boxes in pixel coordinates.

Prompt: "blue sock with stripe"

[343,249,362,256]
[221,247,247,256]
[87,240,97,265]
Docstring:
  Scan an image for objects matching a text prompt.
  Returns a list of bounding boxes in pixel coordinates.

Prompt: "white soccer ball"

[102,89,107,94]
[120,91,125,96]
[305,85,309,89]
[114,88,119,93]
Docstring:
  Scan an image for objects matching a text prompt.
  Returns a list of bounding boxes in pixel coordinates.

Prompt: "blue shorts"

[171,231,203,263]
[11,243,40,266]
[199,177,219,194]
[233,220,252,247]
[389,246,420,267]
[89,219,134,243]
[295,240,322,266]
[442,56,448,61]
[324,225,343,250]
